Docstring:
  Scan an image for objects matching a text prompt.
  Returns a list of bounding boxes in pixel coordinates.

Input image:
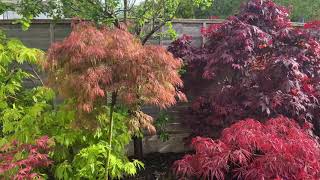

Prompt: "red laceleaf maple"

[0,136,53,180]
[45,21,186,179]
[46,21,186,114]
[173,116,320,180]
[168,0,320,137]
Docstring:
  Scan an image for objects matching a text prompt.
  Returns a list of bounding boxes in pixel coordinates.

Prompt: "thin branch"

[8,95,20,101]
[84,0,120,28]
[28,64,44,86]
[128,0,137,11]
[4,64,18,85]
[141,0,181,45]
[141,18,172,45]
[133,0,151,36]
[124,0,128,24]
[114,0,136,15]
[65,3,84,15]
[28,76,39,86]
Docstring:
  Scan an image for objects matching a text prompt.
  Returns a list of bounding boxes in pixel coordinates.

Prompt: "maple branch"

[124,0,128,24]
[113,0,136,15]
[141,19,171,45]
[102,9,120,28]
[65,3,84,15]
[28,64,44,86]
[134,0,150,36]
[84,0,120,28]
[4,64,18,85]
[128,0,137,11]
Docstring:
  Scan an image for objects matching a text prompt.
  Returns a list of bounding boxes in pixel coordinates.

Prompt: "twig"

[141,19,171,45]
[28,64,44,86]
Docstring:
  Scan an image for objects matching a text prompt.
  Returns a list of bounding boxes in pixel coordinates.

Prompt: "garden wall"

[0,19,228,49]
[0,19,304,155]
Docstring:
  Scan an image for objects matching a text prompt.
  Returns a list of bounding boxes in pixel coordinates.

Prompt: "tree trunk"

[133,136,143,159]
[124,0,128,24]
[312,118,320,137]
[105,92,117,180]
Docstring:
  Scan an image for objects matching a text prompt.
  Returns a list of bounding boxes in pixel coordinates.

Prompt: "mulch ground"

[127,152,191,180]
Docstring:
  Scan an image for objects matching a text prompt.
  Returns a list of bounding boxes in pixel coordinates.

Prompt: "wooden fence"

[0,19,305,155]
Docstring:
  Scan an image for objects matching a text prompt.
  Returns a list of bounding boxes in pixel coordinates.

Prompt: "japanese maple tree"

[169,0,320,137]
[173,116,320,180]
[0,136,53,180]
[45,21,186,179]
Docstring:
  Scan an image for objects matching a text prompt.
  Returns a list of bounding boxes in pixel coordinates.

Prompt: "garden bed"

[128,152,190,180]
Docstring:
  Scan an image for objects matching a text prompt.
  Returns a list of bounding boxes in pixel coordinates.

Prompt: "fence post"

[159,25,163,45]
[202,22,207,47]
[49,23,55,44]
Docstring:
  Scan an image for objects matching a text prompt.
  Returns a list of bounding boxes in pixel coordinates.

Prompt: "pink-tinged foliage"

[168,0,320,136]
[173,116,320,180]
[0,136,53,180]
[209,16,220,19]
[304,21,320,29]
[200,24,222,37]
[46,21,186,113]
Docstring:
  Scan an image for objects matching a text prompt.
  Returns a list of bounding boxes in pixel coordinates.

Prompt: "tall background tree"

[175,0,320,21]
[0,0,213,41]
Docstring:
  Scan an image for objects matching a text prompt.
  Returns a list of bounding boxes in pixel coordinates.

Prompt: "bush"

[169,0,320,137]
[0,136,53,179]
[173,116,320,180]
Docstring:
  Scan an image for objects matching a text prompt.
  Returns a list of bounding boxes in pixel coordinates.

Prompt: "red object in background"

[200,24,223,36]
[304,20,320,29]
[209,16,220,19]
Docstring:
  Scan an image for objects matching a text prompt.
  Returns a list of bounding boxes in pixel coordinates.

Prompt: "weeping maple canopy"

[173,116,320,180]
[46,22,186,113]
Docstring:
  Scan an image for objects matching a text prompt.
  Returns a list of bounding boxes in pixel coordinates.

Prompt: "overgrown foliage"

[0,31,54,179]
[51,104,144,179]
[0,30,142,179]
[169,0,320,137]
[173,116,320,180]
[0,30,46,144]
[154,111,173,142]
[181,0,320,21]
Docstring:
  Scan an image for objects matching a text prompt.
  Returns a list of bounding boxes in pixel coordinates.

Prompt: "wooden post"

[133,136,143,159]
[159,25,163,45]
[202,22,207,47]
[49,23,55,44]
[124,0,128,24]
